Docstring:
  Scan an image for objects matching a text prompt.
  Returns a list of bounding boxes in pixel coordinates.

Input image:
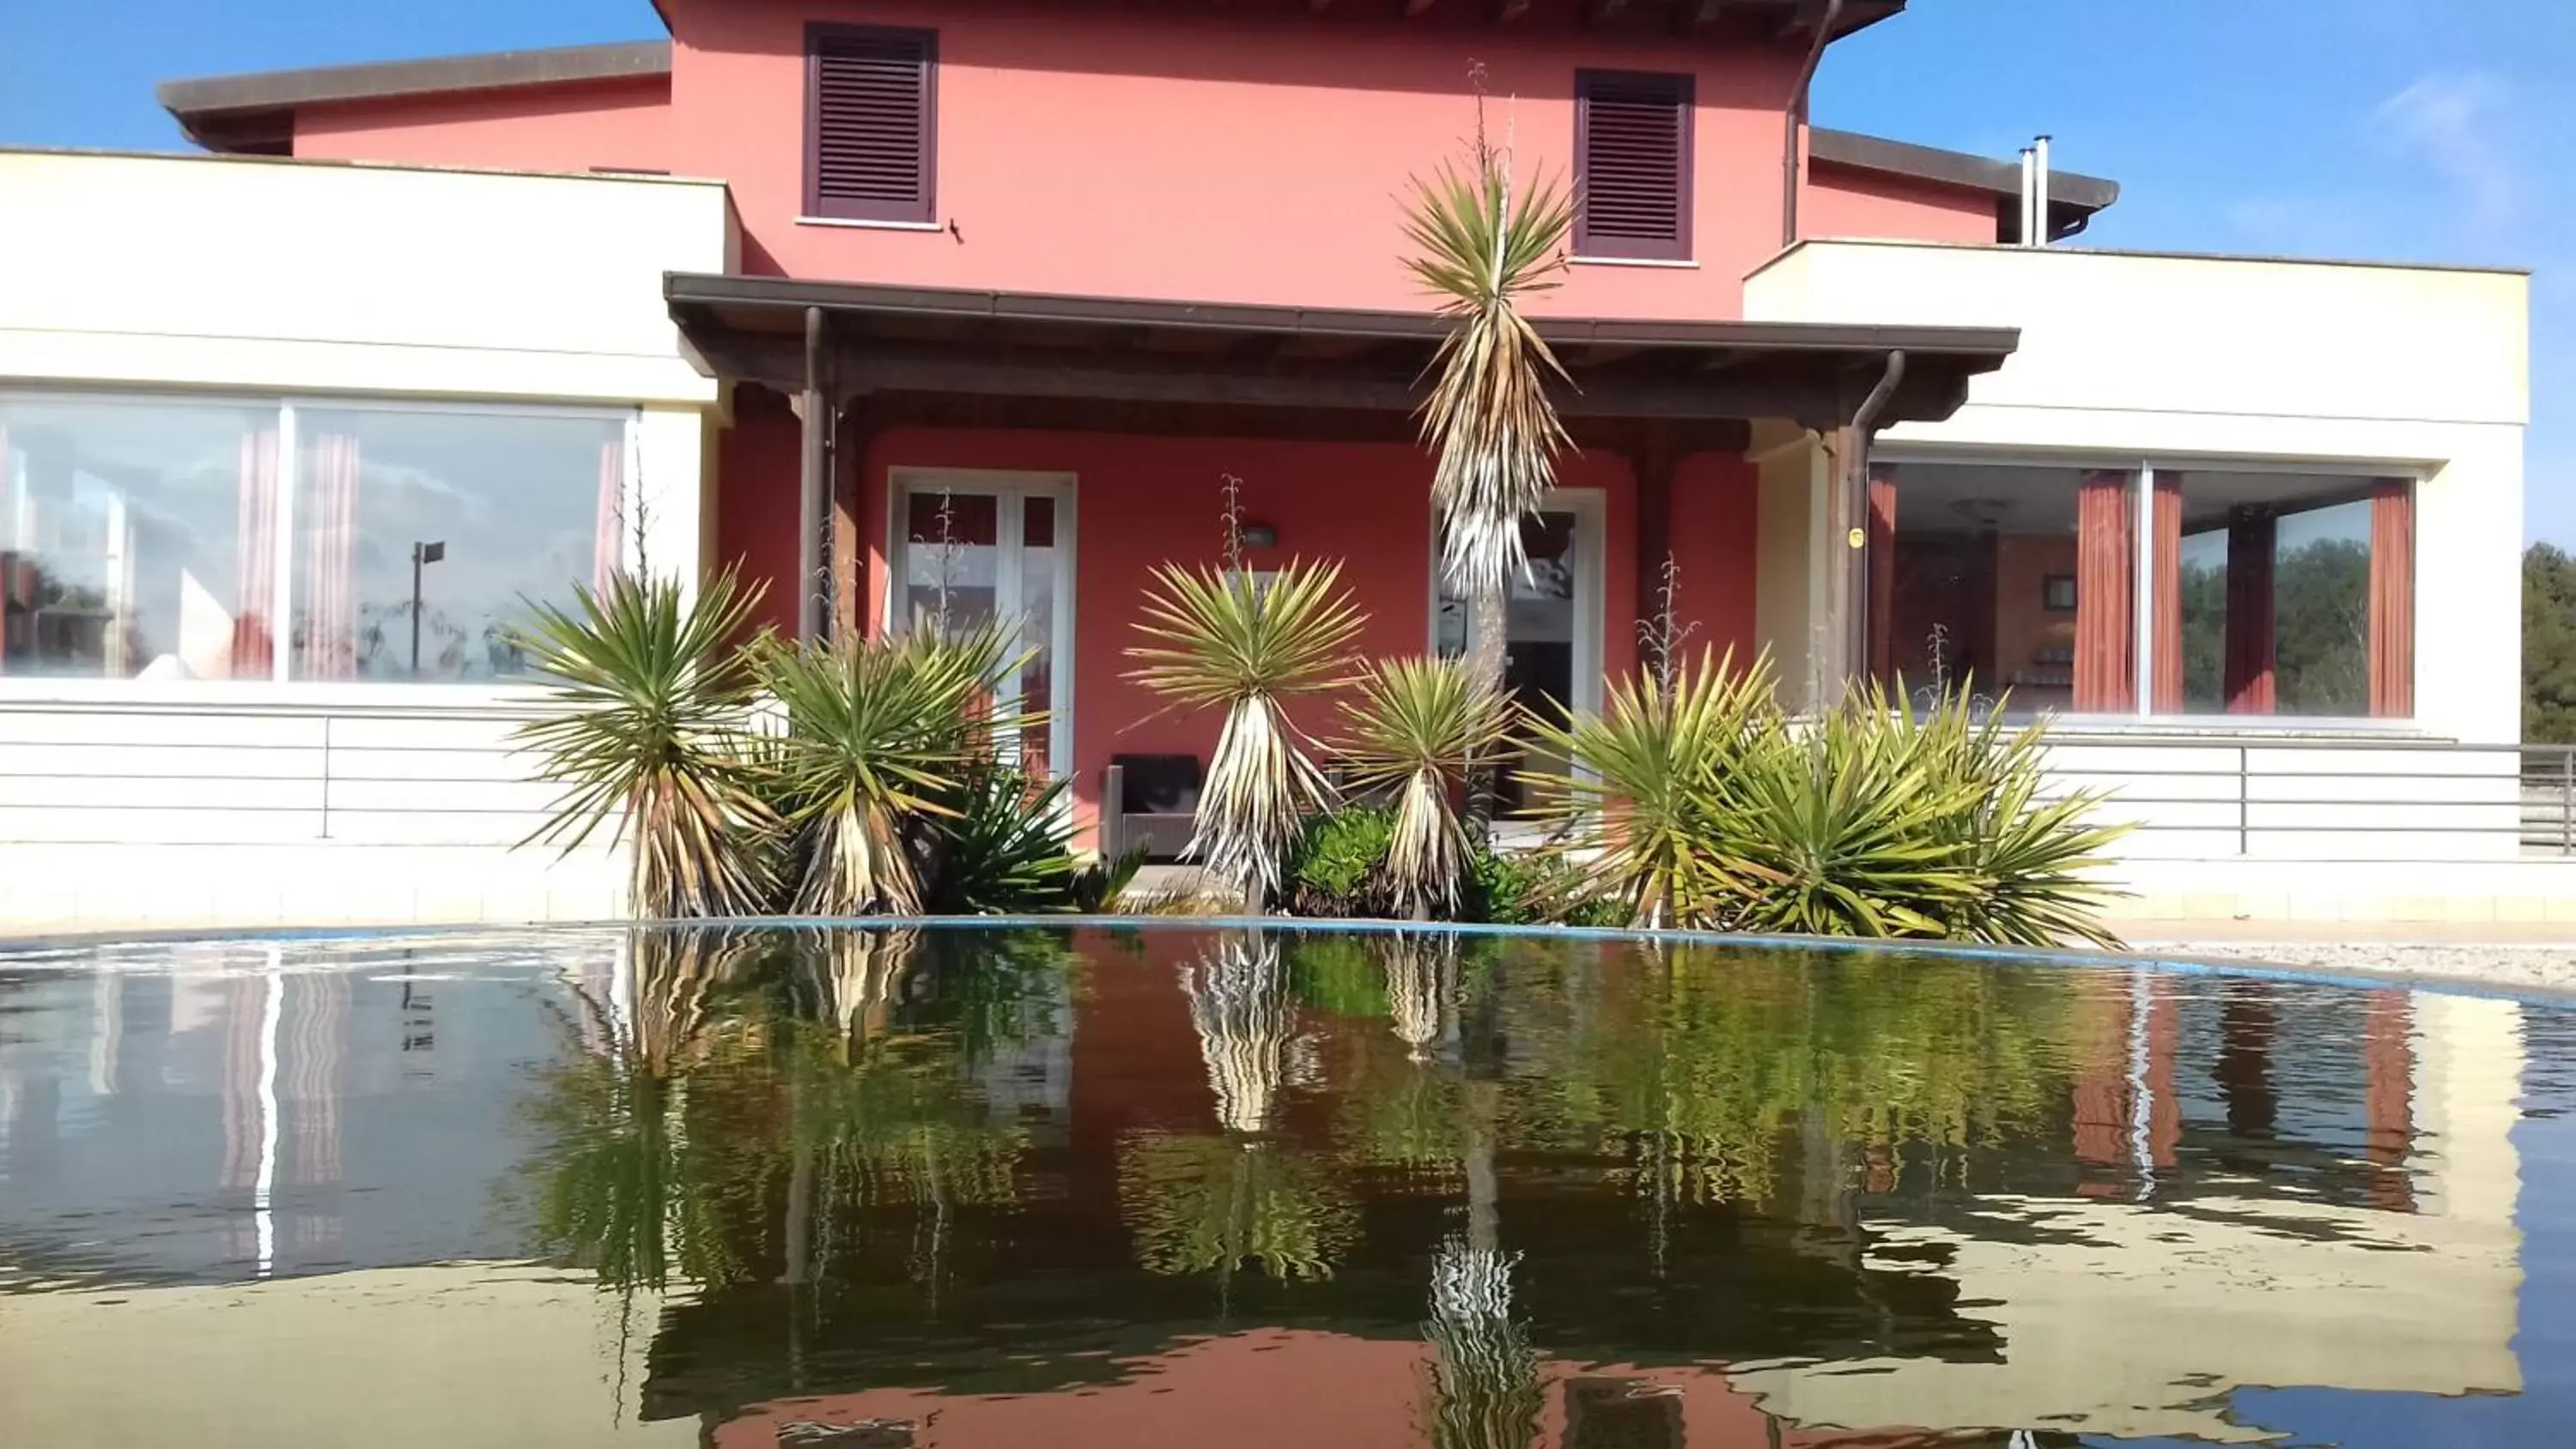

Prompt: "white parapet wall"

[0,149,737,931]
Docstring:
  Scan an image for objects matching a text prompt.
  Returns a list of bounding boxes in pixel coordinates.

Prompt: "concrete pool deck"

[2118,919,2576,994]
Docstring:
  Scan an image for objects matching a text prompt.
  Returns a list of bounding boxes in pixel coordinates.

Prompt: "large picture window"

[0,393,629,685]
[1870,458,2415,721]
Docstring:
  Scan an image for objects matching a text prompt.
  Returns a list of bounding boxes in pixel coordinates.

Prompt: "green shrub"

[1288,806,1399,918]
[1461,843,1622,928]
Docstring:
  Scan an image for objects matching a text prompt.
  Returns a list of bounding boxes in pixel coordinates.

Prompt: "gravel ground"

[2133,940,2576,995]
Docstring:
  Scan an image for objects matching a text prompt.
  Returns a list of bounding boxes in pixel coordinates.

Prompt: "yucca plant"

[1340,657,1515,919]
[754,621,1024,916]
[1913,692,2130,948]
[1525,647,1776,930]
[1706,691,1990,938]
[1403,114,1575,689]
[513,567,775,919]
[1126,559,1364,909]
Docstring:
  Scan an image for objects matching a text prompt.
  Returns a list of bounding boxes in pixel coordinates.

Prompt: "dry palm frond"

[1403,149,1575,600]
[513,567,777,919]
[1342,657,1514,917]
[1127,559,1364,906]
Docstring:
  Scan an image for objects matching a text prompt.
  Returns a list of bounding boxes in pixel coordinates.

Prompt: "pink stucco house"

[151,0,2115,840]
[0,0,2533,925]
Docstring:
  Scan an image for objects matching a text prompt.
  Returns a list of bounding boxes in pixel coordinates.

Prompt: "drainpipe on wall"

[1826,349,1906,702]
[1780,0,1848,250]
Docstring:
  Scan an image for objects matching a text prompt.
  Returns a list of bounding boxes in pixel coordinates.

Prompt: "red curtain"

[2369,480,2415,718]
[0,421,12,676]
[1866,465,1897,687]
[230,428,280,679]
[2150,475,2183,713]
[300,433,361,680]
[2073,470,2136,712]
[2224,509,2277,713]
[593,436,626,593]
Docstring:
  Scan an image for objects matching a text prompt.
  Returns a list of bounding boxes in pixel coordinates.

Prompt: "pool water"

[2,924,2571,1448]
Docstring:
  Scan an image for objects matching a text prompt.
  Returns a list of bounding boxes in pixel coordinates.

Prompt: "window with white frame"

[1868,459,2415,720]
[0,393,629,684]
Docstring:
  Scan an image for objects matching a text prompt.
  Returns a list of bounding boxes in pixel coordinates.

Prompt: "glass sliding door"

[1433,495,1602,814]
[892,472,1075,782]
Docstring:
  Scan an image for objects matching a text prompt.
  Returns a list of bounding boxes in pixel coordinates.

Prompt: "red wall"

[711,1337,1792,1449]
[1670,451,1762,668]
[665,0,1806,318]
[713,389,803,643]
[291,76,673,173]
[1805,161,2001,245]
[726,426,1765,842]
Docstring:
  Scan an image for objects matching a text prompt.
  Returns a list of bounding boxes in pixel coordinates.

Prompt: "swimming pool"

[2,922,2569,1446]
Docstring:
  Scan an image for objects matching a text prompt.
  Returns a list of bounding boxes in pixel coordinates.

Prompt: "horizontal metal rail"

[2035,739,2576,856]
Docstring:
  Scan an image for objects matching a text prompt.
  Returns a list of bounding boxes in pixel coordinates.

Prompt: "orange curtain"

[2369,480,2415,718]
[1866,465,1897,687]
[2224,509,2277,713]
[300,433,361,680]
[593,436,626,594]
[2073,470,2136,712]
[230,428,280,679]
[2150,474,2183,713]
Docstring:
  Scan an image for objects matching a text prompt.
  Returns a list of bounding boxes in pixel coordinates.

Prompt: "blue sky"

[3,0,2566,542]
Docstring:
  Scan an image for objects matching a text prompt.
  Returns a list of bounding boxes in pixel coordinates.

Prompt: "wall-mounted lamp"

[1237,522,1279,550]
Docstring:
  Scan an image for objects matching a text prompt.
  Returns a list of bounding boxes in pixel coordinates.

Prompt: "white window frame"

[0,385,640,706]
[883,466,1078,785]
[1425,487,1607,726]
[1870,446,2428,734]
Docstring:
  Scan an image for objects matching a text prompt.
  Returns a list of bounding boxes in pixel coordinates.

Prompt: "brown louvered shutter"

[1575,71,1693,261]
[807,26,937,224]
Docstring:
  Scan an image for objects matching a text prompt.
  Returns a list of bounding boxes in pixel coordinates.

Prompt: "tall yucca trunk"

[1402,114,1575,716]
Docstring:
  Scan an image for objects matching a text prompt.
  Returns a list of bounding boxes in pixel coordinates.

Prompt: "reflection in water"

[0,925,2567,1448]
[1182,931,1300,1134]
[1423,1238,1545,1449]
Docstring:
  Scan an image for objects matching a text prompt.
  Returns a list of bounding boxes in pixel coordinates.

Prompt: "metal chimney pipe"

[2033,135,2054,246]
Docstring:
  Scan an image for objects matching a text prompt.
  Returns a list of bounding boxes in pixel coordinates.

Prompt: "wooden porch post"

[797,306,829,644]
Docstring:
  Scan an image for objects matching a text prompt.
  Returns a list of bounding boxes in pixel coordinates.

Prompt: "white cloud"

[2376,70,2519,230]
